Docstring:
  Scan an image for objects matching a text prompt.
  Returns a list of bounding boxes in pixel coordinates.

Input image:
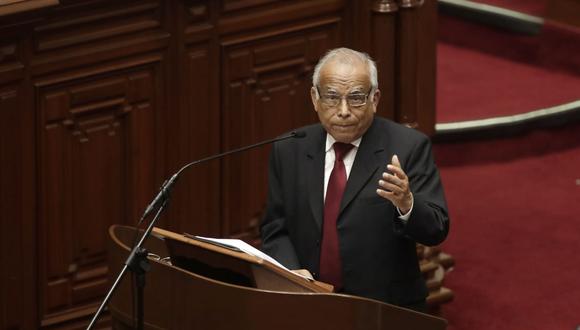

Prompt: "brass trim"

[372,0,399,13]
[398,0,424,9]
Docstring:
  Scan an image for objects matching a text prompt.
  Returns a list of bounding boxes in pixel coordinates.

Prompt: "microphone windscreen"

[292,130,307,138]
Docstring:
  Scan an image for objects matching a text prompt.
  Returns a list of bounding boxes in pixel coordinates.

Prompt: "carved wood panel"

[164,41,222,237]
[0,40,25,83]
[30,0,169,76]
[221,0,280,13]
[220,23,340,237]
[36,64,160,326]
[0,32,38,329]
[159,1,221,237]
[182,0,214,40]
[0,83,37,330]
[0,0,58,16]
[217,0,343,36]
[0,86,21,330]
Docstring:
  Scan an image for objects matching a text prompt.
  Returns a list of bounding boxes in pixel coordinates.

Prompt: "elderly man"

[260,48,449,311]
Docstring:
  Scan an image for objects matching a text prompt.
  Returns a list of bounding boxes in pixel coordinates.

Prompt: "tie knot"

[333,142,354,161]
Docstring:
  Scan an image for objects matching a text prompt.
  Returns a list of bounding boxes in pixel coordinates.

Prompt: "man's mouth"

[333,124,355,130]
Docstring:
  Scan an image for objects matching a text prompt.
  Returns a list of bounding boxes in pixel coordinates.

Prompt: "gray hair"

[312,48,378,95]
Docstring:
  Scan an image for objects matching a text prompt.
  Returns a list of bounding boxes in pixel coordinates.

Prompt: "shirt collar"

[325,134,362,153]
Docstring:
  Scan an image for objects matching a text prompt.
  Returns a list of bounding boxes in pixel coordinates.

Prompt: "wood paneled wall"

[0,0,436,328]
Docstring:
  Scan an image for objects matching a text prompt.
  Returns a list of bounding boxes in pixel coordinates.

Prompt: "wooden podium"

[108,225,447,329]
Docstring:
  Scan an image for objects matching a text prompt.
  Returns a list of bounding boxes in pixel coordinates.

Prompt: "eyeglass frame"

[315,86,374,108]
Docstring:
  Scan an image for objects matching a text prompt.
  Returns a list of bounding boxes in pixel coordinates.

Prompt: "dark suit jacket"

[260,117,449,306]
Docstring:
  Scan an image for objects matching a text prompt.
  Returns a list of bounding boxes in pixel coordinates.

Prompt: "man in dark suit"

[260,48,449,311]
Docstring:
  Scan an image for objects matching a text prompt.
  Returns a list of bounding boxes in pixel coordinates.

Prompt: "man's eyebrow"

[322,86,367,93]
[348,87,367,94]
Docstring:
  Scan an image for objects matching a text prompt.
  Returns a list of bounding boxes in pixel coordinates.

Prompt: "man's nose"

[337,98,351,118]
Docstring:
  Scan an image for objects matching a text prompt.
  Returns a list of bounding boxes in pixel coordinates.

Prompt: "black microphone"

[89,131,307,330]
[140,130,306,221]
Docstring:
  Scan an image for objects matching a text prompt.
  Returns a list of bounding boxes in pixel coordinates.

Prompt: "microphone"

[140,130,306,221]
[293,130,306,138]
[89,130,307,330]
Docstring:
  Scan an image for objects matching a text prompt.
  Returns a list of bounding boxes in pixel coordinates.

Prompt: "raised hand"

[376,155,413,214]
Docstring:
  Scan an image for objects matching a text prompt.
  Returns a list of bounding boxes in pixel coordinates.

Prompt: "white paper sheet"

[194,236,311,280]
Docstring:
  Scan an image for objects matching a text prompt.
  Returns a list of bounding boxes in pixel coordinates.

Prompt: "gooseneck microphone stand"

[86,131,305,330]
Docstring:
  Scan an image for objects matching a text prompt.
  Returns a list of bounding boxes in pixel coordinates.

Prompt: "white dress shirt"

[323,134,413,221]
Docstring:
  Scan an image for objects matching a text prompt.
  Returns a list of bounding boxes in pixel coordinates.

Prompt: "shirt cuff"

[396,193,414,222]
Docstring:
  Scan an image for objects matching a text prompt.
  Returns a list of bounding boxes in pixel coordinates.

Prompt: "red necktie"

[319,142,354,289]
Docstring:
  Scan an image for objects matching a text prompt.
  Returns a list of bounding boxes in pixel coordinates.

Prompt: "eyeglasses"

[147,253,171,264]
[317,87,371,108]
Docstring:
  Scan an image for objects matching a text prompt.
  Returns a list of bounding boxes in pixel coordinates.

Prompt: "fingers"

[391,154,401,167]
[376,187,396,201]
[376,154,412,212]
[378,179,404,194]
[388,155,407,180]
[382,171,403,187]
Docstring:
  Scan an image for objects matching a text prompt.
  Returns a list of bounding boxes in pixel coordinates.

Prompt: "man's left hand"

[376,155,413,214]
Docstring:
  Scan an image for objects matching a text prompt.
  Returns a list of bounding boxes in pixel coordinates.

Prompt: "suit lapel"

[340,119,385,214]
[306,127,326,231]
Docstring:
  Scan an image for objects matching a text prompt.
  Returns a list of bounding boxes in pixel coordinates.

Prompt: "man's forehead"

[318,60,370,90]
[318,77,370,91]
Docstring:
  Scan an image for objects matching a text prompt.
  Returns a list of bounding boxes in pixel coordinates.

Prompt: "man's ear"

[372,89,381,113]
[310,86,319,113]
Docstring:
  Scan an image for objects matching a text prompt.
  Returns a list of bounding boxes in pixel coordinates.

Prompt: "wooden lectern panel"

[108,225,446,330]
[153,227,331,294]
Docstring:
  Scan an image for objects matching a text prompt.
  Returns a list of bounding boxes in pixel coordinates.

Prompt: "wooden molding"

[0,0,58,16]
